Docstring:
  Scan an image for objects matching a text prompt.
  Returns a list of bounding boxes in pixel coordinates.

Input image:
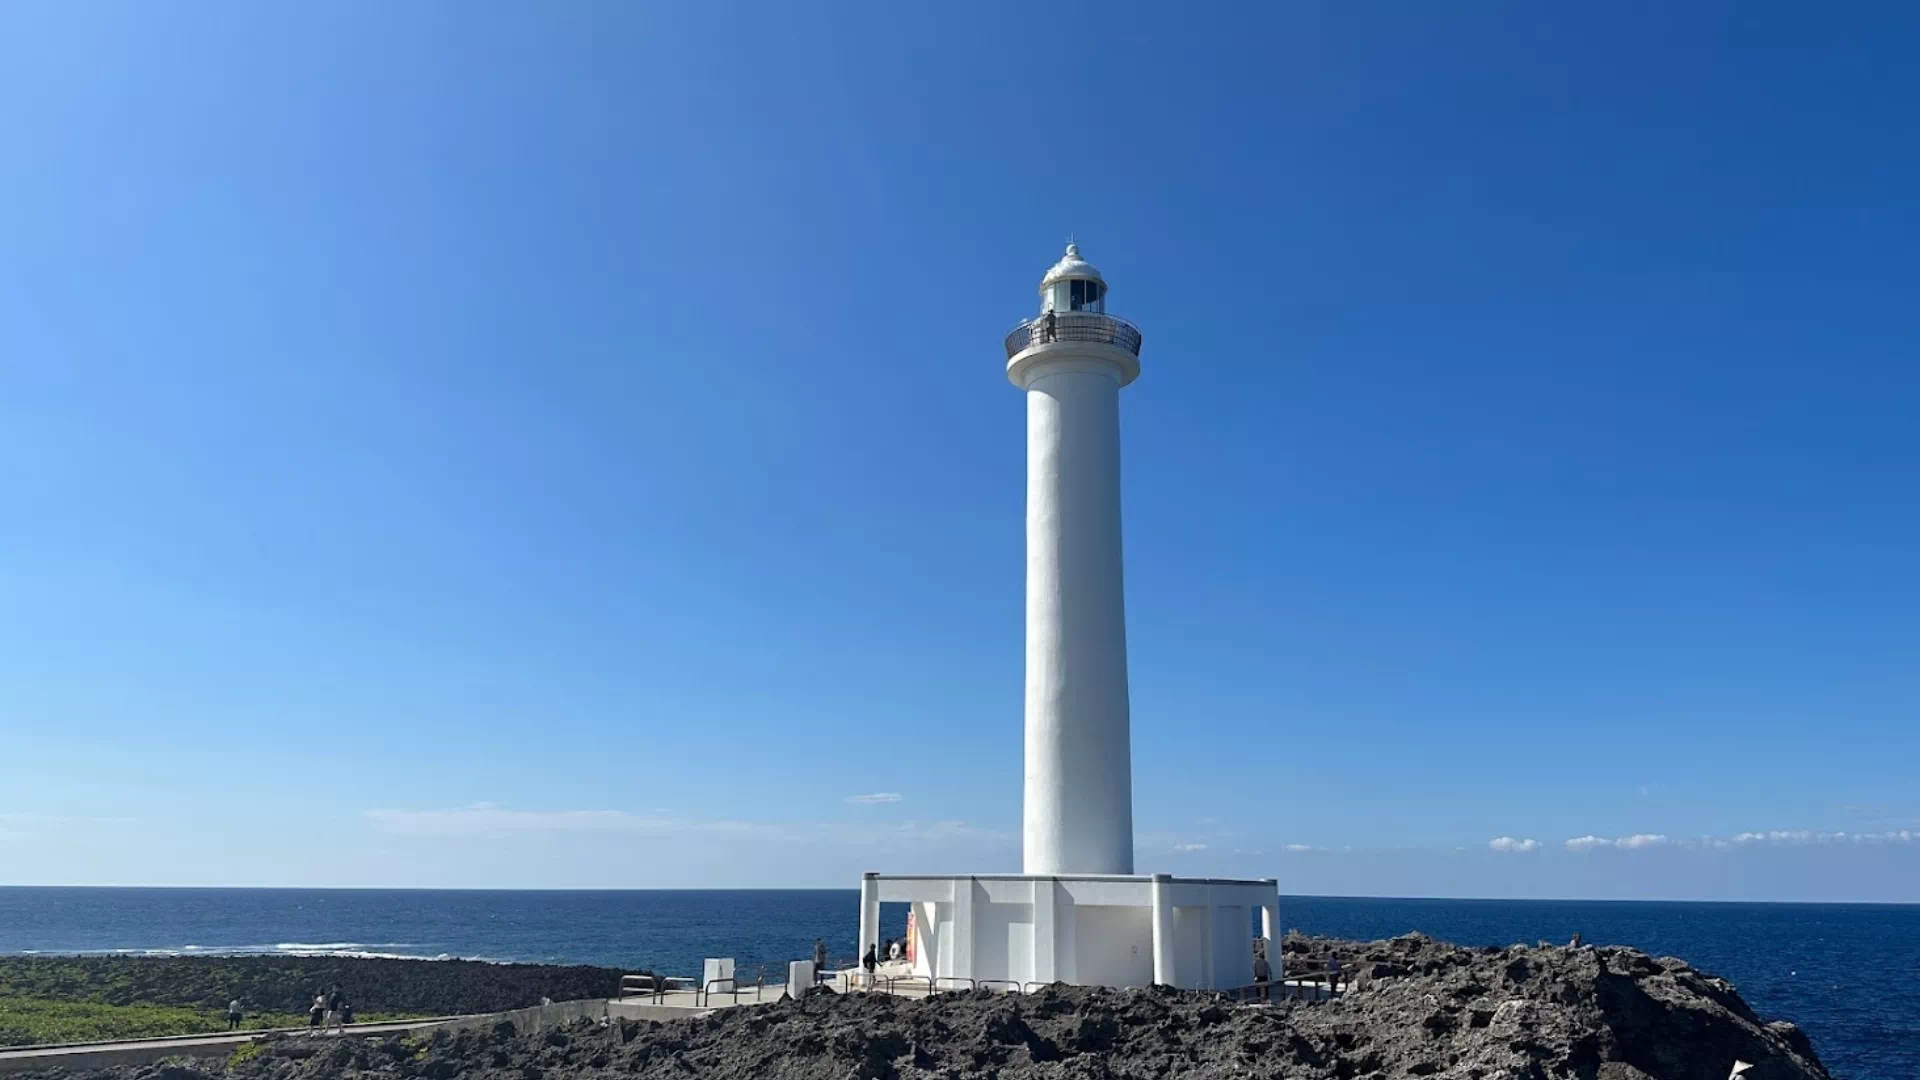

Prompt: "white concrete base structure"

[861,872,1280,991]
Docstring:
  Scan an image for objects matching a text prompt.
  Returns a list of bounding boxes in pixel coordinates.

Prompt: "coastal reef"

[13,935,1830,1079]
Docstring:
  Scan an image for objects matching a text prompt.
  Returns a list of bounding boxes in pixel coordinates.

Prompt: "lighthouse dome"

[1039,242,1104,289]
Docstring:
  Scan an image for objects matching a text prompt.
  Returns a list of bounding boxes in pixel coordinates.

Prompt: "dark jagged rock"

[12,936,1831,1079]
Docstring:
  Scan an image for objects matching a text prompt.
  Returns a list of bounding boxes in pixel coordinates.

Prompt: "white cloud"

[1561,828,1920,853]
[845,793,902,805]
[1283,843,1317,853]
[1172,843,1208,852]
[1488,836,1539,853]
[1726,829,1916,847]
[1859,830,1917,844]
[1564,833,1668,851]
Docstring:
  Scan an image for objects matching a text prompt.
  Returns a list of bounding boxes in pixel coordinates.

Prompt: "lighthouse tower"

[852,244,1278,992]
[1005,243,1142,876]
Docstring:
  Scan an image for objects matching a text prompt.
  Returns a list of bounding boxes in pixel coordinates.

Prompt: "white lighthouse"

[1008,243,1140,876]
[854,244,1278,991]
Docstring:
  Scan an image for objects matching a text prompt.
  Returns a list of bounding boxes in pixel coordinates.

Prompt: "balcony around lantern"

[1003,311,1144,360]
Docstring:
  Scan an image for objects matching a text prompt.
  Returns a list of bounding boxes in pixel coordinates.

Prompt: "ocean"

[0,888,1911,1079]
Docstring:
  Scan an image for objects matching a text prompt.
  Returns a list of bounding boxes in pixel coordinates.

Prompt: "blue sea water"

[0,889,1911,1079]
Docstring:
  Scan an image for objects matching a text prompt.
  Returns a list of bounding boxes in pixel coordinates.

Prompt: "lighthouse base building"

[856,245,1279,991]
[858,872,1279,991]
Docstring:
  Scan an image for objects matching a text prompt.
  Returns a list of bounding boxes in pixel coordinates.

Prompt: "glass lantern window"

[1068,279,1106,312]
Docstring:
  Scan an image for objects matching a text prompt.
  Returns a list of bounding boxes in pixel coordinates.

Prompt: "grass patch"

[0,955,625,1017]
[0,998,417,1048]
[0,997,299,1046]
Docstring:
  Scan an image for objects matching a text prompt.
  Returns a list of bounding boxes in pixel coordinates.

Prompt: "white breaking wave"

[0,942,464,961]
[1,933,533,957]
[258,942,444,960]
[273,942,417,952]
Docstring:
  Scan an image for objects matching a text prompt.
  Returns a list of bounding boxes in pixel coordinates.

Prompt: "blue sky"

[2,2,1917,900]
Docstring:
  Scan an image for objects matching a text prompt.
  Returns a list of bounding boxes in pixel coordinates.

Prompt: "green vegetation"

[0,997,302,1046]
[0,996,422,1048]
[0,955,623,1017]
[0,954,626,1048]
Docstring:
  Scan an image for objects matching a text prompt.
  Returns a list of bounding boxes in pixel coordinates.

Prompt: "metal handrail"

[1230,979,1278,1003]
[620,973,693,1004]
[885,975,933,997]
[933,976,976,993]
[1281,962,1344,993]
[1003,311,1143,359]
[700,976,738,1007]
[977,979,1021,993]
[1264,974,1338,1000]
[846,968,884,992]
[1021,981,1057,994]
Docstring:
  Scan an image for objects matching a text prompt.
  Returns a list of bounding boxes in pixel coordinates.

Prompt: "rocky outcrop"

[1275,933,1830,1079]
[11,935,1830,1079]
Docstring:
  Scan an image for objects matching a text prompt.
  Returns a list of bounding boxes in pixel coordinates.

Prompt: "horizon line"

[0,884,1913,906]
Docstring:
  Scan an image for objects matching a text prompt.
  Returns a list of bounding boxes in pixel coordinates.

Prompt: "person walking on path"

[813,938,828,982]
[307,995,325,1037]
[227,998,243,1031]
[1326,953,1342,996]
[861,943,877,987]
[1252,949,1272,1002]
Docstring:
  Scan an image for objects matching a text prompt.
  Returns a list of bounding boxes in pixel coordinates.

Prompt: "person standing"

[338,1001,354,1030]
[1252,949,1271,1002]
[227,998,243,1031]
[1326,953,1342,996]
[1041,307,1057,343]
[307,995,325,1037]
[812,938,828,981]
[861,943,877,987]
[326,985,344,1031]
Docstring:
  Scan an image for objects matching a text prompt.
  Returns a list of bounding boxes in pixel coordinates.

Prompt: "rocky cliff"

[15,934,1831,1080]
